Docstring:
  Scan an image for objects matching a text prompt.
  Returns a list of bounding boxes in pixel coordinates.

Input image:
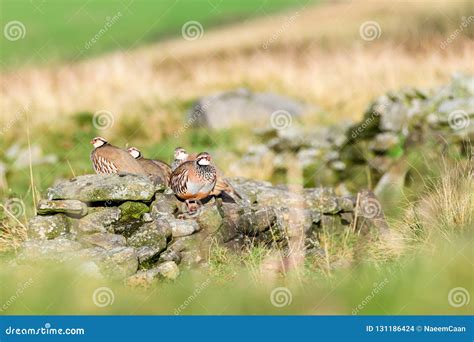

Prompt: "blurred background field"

[0,0,473,315]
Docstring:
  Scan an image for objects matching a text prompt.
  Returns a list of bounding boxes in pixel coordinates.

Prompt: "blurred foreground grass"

[0,233,471,315]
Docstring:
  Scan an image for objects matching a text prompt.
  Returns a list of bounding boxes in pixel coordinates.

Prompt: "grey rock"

[37,199,88,217]
[47,174,155,202]
[76,207,121,234]
[28,214,70,240]
[126,261,179,287]
[17,238,82,263]
[169,218,200,238]
[188,88,314,129]
[150,194,178,217]
[100,246,139,279]
[127,220,171,262]
[78,233,126,250]
[158,249,182,264]
[304,188,340,214]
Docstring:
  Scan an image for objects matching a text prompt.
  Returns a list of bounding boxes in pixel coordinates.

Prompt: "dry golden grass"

[0,0,472,142]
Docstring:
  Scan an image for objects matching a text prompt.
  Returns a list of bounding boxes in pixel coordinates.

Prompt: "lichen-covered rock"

[37,199,88,217]
[75,207,121,234]
[195,198,222,235]
[78,233,126,250]
[47,174,155,202]
[127,220,171,263]
[17,238,83,264]
[119,201,149,221]
[99,246,139,279]
[165,217,201,238]
[28,214,70,239]
[150,194,178,216]
[304,188,340,214]
[126,261,180,288]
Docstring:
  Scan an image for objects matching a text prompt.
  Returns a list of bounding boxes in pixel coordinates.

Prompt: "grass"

[0,0,307,69]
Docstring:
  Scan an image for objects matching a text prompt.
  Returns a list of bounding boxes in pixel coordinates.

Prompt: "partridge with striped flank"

[171,147,241,200]
[170,152,217,212]
[128,147,172,186]
[90,137,145,175]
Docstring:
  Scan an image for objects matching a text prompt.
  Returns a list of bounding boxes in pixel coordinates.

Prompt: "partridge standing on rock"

[170,152,217,212]
[172,147,241,200]
[90,137,145,175]
[128,147,172,186]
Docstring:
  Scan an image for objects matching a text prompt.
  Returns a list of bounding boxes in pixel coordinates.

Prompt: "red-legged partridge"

[170,152,217,212]
[172,147,241,200]
[128,147,172,186]
[90,137,145,175]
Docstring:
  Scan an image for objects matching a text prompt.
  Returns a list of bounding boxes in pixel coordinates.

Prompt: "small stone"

[338,197,355,212]
[155,261,180,280]
[28,214,70,240]
[158,249,182,264]
[169,218,200,238]
[150,194,178,217]
[37,199,88,217]
[305,188,340,214]
[369,133,401,152]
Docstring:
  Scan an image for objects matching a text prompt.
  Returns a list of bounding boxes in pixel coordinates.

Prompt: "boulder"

[188,88,314,129]
[37,199,88,217]
[28,214,70,240]
[47,174,155,202]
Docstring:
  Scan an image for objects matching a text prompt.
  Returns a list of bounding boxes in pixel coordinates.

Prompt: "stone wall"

[22,174,384,283]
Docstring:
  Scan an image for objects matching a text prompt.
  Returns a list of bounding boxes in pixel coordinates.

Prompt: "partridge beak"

[90,139,94,144]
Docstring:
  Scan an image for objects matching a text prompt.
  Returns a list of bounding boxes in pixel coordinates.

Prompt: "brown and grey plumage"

[172,147,241,199]
[90,137,145,175]
[170,152,217,211]
[128,147,171,186]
